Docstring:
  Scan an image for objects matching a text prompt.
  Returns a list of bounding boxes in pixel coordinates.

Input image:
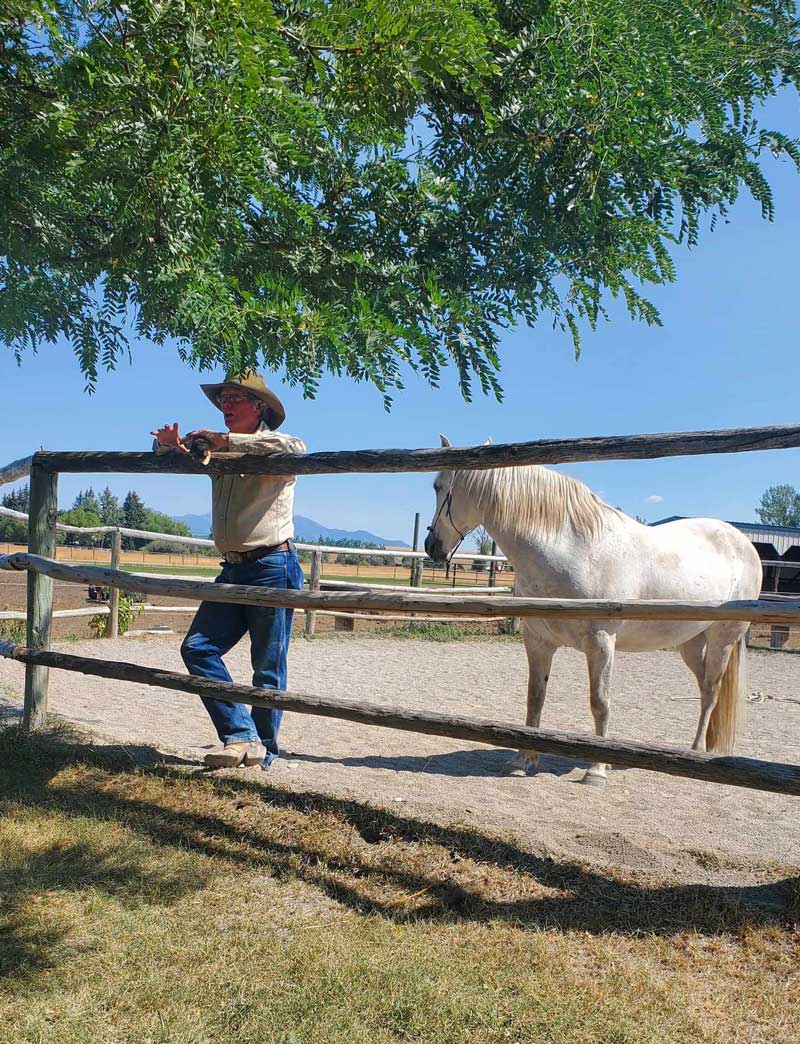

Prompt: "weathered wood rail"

[0,455,33,488]
[2,640,798,796]
[24,422,800,477]
[5,551,800,623]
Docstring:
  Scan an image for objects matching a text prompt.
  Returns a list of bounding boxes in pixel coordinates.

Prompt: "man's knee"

[181,632,206,667]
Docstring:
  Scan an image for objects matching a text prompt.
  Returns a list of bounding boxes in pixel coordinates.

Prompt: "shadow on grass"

[0,727,210,982]
[0,723,796,981]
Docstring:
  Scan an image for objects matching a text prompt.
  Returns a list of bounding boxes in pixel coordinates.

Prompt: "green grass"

[0,619,26,644]
[0,724,798,1044]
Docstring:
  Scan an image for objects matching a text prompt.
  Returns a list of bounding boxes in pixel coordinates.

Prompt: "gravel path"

[1,635,798,883]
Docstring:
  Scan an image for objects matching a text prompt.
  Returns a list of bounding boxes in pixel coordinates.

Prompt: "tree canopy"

[2,1,799,402]
[756,484,800,527]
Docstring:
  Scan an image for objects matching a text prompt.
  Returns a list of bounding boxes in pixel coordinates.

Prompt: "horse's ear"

[484,437,492,446]
[439,434,452,448]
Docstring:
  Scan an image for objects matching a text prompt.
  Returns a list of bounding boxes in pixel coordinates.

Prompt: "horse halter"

[427,482,467,561]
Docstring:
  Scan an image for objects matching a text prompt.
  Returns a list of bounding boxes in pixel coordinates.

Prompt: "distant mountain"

[293,515,409,547]
[172,512,214,537]
[171,511,410,548]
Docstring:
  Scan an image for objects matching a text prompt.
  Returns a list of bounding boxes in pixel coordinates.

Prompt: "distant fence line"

[0,505,507,563]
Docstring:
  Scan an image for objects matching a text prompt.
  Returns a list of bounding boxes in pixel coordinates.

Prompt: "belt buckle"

[225,551,244,565]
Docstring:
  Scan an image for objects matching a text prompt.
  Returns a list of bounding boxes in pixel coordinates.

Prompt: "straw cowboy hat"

[200,370,286,430]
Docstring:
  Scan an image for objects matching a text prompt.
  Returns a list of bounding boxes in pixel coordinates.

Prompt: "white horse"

[424,436,763,785]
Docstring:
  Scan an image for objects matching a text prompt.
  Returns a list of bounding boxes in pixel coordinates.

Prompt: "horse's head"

[423,434,486,564]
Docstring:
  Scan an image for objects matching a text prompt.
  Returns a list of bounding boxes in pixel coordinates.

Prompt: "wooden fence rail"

[0,455,33,488]
[5,551,800,624]
[26,422,800,477]
[1,639,798,796]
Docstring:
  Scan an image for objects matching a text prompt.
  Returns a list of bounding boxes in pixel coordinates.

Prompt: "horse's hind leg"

[508,636,555,776]
[582,629,616,787]
[678,633,706,688]
[689,624,745,753]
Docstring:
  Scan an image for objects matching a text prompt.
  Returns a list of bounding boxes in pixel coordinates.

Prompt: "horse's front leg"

[582,629,616,787]
[508,640,555,777]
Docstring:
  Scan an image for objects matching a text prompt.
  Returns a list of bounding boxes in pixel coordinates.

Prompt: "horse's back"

[644,517,762,600]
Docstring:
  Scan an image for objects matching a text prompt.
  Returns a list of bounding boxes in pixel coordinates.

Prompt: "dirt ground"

[1,630,798,887]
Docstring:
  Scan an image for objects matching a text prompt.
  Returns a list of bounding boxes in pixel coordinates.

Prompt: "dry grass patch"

[0,724,797,1044]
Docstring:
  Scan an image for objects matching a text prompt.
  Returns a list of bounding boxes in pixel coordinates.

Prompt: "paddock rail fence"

[0,505,512,636]
[2,421,800,797]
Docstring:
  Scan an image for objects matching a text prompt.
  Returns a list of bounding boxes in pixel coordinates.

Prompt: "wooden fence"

[0,508,513,637]
[2,423,800,796]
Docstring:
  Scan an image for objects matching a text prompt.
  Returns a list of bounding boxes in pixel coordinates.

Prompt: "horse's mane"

[457,465,619,541]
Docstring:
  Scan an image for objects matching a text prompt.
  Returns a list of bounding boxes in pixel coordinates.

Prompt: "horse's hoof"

[581,773,608,788]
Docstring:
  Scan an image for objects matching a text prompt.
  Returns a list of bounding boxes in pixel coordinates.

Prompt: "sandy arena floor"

[1,635,798,884]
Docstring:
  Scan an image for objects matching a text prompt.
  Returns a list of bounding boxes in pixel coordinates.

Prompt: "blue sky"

[2,93,799,546]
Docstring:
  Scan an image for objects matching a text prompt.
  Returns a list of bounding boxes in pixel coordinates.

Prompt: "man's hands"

[185,429,230,451]
[150,423,189,453]
[150,425,229,453]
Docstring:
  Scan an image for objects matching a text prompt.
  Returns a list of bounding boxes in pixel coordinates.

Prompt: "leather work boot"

[204,741,267,769]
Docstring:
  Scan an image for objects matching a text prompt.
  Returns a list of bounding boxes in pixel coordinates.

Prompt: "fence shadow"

[1,725,796,976]
[286,747,588,778]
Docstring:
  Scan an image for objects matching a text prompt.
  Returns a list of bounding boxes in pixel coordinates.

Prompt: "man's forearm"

[226,431,306,455]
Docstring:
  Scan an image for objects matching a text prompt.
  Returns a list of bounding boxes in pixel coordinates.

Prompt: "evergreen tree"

[0,483,30,543]
[122,491,148,549]
[1,484,30,512]
[73,487,101,516]
[99,487,124,527]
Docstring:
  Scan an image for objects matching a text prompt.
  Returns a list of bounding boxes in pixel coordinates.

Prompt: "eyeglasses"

[219,392,256,406]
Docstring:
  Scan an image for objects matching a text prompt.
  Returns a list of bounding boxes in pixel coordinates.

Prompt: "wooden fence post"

[304,550,322,637]
[410,512,422,587]
[23,463,58,730]
[108,529,122,639]
[507,577,521,636]
[488,541,497,588]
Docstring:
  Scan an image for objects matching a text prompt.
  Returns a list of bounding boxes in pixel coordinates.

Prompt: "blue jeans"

[180,549,305,767]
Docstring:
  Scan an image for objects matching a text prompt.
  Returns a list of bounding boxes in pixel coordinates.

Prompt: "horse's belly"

[524,617,708,652]
[614,620,709,652]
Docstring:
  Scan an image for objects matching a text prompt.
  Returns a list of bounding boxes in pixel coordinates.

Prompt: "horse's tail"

[706,636,746,755]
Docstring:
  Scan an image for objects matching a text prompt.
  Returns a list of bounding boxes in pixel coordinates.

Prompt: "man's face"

[218,390,263,433]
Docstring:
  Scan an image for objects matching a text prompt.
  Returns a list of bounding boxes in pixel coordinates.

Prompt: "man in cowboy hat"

[151,371,305,769]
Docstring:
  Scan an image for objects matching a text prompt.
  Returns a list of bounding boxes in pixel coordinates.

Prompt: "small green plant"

[89,594,144,638]
[0,619,26,644]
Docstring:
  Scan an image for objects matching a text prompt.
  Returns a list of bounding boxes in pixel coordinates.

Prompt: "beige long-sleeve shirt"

[155,422,306,552]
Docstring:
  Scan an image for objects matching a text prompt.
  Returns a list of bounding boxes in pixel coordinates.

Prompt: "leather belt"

[222,540,292,564]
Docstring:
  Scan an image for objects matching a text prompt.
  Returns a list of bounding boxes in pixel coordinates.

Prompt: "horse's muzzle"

[424,531,446,565]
